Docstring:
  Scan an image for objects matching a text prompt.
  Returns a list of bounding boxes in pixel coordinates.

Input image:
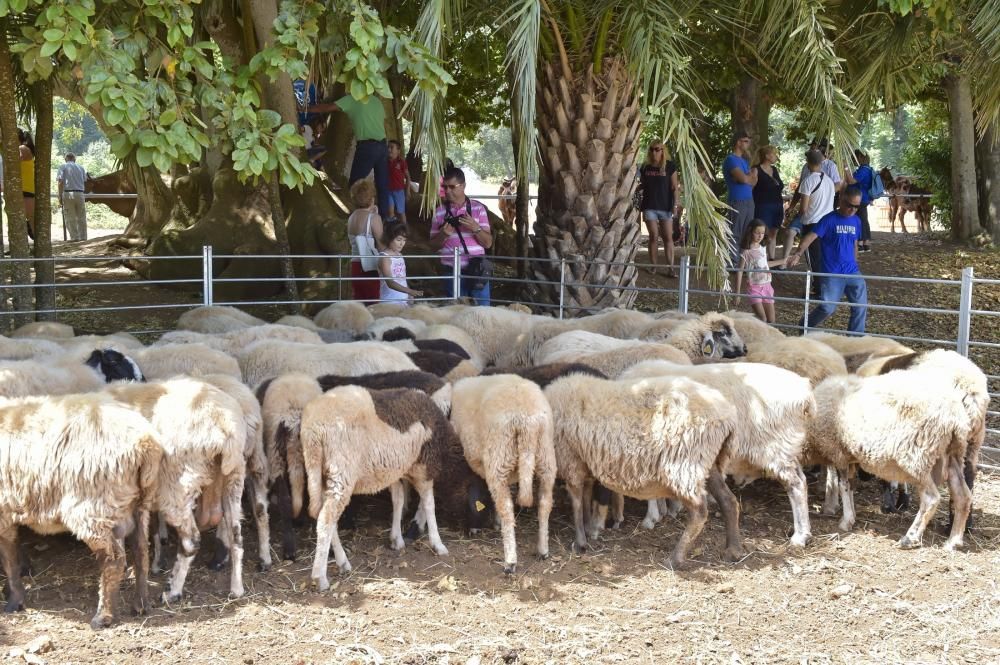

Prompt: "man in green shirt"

[335,94,389,217]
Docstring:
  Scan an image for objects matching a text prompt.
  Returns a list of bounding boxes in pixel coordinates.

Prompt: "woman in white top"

[378,222,423,304]
[347,179,384,302]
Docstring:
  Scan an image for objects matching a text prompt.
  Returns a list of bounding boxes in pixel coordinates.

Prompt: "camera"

[444,215,462,229]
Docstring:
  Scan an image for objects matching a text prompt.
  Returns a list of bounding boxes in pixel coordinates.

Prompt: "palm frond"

[744,0,859,164]
[404,0,465,215]
[970,0,1000,135]
[616,1,732,284]
[498,0,540,183]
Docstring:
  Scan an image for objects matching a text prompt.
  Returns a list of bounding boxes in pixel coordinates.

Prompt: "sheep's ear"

[700,332,717,357]
[85,349,103,369]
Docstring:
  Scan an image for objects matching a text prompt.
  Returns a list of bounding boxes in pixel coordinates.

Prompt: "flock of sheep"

[0,300,988,630]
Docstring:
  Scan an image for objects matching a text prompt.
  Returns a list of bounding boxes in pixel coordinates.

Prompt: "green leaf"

[42,28,64,41]
[136,145,154,168]
[40,41,60,58]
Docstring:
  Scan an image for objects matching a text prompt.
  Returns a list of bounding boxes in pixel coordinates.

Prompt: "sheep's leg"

[896,483,911,512]
[412,478,448,556]
[536,465,555,562]
[611,493,624,529]
[388,481,406,551]
[0,528,25,613]
[311,488,351,592]
[247,472,272,571]
[670,494,709,569]
[162,509,201,604]
[664,499,681,517]
[898,476,940,549]
[274,475,297,561]
[584,479,601,535]
[484,475,518,574]
[707,469,744,561]
[89,536,126,630]
[566,482,589,553]
[127,509,151,616]
[208,524,230,572]
[944,456,971,551]
[782,466,812,547]
[822,467,840,516]
[837,467,855,532]
[880,481,898,514]
[151,513,168,574]
[222,476,245,599]
[642,499,662,530]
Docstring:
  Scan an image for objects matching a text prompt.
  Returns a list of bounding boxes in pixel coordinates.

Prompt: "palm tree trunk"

[975,126,1000,244]
[31,78,55,320]
[0,25,32,326]
[944,72,982,241]
[527,58,643,314]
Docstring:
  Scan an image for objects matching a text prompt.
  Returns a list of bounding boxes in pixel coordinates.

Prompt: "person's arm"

[457,204,493,249]
[729,166,756,185]
[370,214,385,251]
[734,254,747,295]
[787,232,818,266]
[56,167,64,201]
[307,101,341,114]
[429,210,453,250]
[670,170,680,217]
[378,255,423,297]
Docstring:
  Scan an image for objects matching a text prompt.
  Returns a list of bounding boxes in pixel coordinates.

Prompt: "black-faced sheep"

[301,386,464,590]
[405,349,480,382]
[0,350,143,398]
[657,312,748,360]
[417,324,484,368]
[0,392,162,628]
[449,375,556,574]
[543,373,737,567]
[805,370,972,550]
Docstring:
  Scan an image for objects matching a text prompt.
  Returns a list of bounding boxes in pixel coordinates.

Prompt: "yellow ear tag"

[702,342,713,355]
[475,500,486,512]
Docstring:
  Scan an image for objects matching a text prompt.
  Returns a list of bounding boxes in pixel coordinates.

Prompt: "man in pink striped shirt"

[430,167,494,304]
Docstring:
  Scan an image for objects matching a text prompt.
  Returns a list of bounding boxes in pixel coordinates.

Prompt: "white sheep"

[313,301,374,335]
[805,370,972,549]
[449,306,548,366]
[621,360,815,557]
[417,324,484,369]
[745,336,847,388]
[0,349,144,397]
[804,331,913,373]
[106,377,248,602]
[9,320,75,339]
[302,386,460,590]
[177,305,267,333]
[237,339,418,388]
[0,391,162,628]
[274,314,324,331]
[158,324,323,353]
[723,311,785,346]
[652,312,748,360]
[449,375,556,574]
[0,335,66,361]
[543,373,737,566]
[131,343,242,381]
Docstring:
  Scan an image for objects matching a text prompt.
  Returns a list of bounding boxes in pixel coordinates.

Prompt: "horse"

[85,169,137,219]
[498,177,517,229]
[879,168,932,234]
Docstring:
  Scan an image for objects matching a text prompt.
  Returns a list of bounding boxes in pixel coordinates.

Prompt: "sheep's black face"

[86,349,145,383]
[465,476,495,532]
[712,327,747,359]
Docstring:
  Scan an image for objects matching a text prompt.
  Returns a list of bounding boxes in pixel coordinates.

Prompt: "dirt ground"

[2,471,999,664]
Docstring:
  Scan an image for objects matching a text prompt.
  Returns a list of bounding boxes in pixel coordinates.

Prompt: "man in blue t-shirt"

[721,132,757,267]
[787,187,868,333]
[846,149,875,253]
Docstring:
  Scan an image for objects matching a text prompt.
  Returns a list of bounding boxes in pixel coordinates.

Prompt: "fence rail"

[1,246,997,467]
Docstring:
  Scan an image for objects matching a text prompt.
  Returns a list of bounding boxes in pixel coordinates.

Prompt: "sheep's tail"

[516,417,543,508]
[302,420,324,521]
[138,432,164,513]
[280,420,306,519]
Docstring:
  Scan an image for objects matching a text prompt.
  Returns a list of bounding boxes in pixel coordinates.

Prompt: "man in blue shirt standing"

[847,149,875,253]
[787,187,868,333]
[722,132,757,266]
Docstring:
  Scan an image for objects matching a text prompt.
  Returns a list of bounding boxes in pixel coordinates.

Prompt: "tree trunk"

[944,73,982,241]
[31,78,56,319]
[118,160,176,244]
[0,26,32,326]
[528,58,643,314]
[731,74,767,153]
[975,126,1000,245]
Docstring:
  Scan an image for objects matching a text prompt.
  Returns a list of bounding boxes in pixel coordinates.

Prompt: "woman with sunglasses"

[638,141,680,277]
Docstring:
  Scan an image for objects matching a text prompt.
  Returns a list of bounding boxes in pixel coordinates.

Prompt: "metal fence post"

[452,247,461,303]
[202,245,213,306]
[338,256,343,301]
[802,270,812,335]
[678,255,690,314]
[957,266,974,357]
[558,258,566,320]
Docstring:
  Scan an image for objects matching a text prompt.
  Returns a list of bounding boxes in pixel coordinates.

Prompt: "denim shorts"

[388,189,406,213]
[643,209,673,223]
[787,216,803,234]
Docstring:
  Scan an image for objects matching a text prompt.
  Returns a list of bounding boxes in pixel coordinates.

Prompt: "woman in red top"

[387,140,410,224]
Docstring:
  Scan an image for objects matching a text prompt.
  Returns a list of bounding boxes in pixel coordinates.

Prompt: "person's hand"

[458,214,479,233]
[411,289,424,297]
[787,253,801,268]
[439,220,455,236]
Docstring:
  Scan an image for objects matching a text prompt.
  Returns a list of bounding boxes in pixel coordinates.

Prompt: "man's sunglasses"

[843,203,860,210]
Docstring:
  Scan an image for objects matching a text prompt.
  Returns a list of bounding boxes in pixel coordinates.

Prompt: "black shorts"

[23,192,34,198]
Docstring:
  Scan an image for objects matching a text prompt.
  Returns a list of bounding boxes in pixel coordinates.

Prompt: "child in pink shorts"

[735,219,787,323]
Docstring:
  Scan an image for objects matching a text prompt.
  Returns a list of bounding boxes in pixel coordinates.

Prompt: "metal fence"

[0,246,997,467]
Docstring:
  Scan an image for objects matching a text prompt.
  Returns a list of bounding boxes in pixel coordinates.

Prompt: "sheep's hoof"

[337,561,353,575]
[281,547,296,562]
[897,535,921,550]
[257,560,273,573]
[668,556,692,571]
[390,537,405,551]
[610,519,623,530]
[572,541,588,554]
[790,532,811,548]
[228,587,245,600]
[431,544,449,557]
[161,591,182,605]
[90,613,113,630]
[3,599,24,613]
[586,528,601,542]
[837,519,853,533]
[503,563,516,575]
[641,518,657,530]
[896,493,911,513]
[943,538,964,552]
[314,577,330,593]
[822,504,840,517]
[537,551,550,561]
[403,521,422,542]
[722,546,746,562]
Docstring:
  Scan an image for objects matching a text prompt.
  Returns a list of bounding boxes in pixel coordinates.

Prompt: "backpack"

[865,165,885,200]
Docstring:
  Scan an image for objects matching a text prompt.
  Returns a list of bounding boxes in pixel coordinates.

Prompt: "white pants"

[62,191,87,241]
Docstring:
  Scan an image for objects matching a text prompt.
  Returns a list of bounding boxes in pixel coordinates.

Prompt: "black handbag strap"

[445,199,476,256]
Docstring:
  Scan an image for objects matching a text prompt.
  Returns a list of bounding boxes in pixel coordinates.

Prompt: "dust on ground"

[2,473,999,664]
